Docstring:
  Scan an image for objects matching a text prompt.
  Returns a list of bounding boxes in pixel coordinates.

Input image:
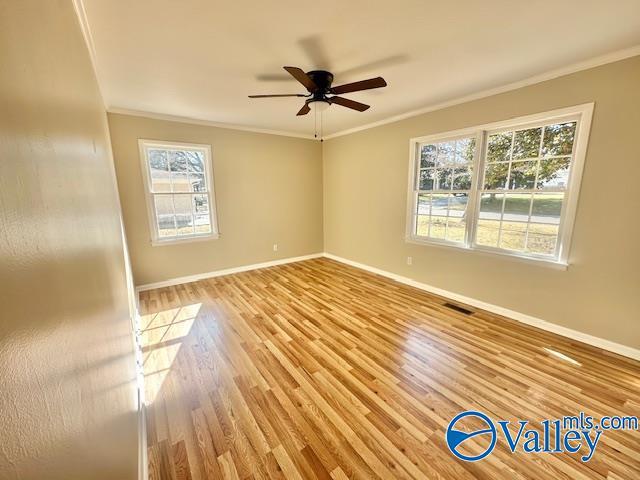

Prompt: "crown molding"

[107,108,317,140]
[72,0,108,107]
[323,45,640,139]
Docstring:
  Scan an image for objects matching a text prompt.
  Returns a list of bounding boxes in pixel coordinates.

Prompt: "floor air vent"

[443,302,474,315]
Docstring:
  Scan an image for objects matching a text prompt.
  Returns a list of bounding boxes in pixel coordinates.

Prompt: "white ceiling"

[81,0,640,137]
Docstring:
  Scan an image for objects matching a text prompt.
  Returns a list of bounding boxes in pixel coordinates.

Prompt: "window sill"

[151,232,219,247]
[405,235,568,270]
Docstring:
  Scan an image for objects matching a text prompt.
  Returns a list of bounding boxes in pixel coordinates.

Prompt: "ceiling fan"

[249,66,387,116]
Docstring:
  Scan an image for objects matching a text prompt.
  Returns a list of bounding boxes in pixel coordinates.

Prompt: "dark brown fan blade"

[330,76,387,94]
[329,96,370,112]
[248,94,308,98]
[296,103,311,116]
[283,66,318,92]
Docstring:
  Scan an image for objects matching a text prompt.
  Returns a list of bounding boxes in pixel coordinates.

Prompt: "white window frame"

[406,103,594,268]
[138,139,219,246]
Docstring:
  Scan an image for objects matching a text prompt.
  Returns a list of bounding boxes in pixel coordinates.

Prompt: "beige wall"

[108,113,323,286]
[323,56,640,350]
[0,1,138,479]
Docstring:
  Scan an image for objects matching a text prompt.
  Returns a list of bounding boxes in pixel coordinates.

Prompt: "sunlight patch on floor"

[140,303,202,404]
[543,347,582,366]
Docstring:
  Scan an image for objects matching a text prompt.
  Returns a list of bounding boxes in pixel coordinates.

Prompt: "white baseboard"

[323,253,640,362]
[138,399,147,480]
[135,253,324,292]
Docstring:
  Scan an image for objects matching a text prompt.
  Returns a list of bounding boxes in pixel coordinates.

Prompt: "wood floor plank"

[140,258,640,479]
[172,440,194,480]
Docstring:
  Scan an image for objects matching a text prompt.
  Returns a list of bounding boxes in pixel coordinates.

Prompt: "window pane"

[454,138,476,166]
[169,150,190,192]
[486,132,511,162]
[437,168,453,190]
[484,163,509,190]
[499,222,527,252]
[190,171,206,192]
[446,217,466,242]
[537,158,570,190]
[186,150,205,172]
[542,122,576,156]
[526,223,559,255]
[508,161,537,189]
[420,144,436,168]
[416,215,430,236]
[452,167,472,190]
[430,216,447,239]
[417,194,431,215]
[448,193,468,218]
[503,194,531,223]
[195,217,212,234]
[531,193,563,224]
[476,220,500,247]
[479,193,503,221]
[419,169,435,190]
[512,127,541,159]
[173,195,194,235]
[194,194,209,214]
[154,195,176,238]
[436,141,455,167]
[149,149,170,192]
[431,194,448,217]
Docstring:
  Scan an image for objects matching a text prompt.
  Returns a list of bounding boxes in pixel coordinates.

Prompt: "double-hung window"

[407,104,593,265]
[139,140,218,245]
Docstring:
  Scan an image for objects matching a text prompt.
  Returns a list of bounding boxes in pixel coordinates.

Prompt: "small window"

[407,104,593,265]
[139,140,218,245]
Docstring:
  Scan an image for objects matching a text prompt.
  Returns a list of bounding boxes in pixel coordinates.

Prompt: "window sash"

[411,130,482,247]
[150,192,213,239]
[406,105,592,265]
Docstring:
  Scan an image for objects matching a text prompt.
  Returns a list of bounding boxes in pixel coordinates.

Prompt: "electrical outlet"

[406,256,412,266]
[273,244,278,252]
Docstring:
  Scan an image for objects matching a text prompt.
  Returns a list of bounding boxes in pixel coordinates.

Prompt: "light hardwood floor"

[139,258,640,479]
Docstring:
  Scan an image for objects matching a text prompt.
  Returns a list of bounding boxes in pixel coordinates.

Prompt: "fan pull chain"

[314,107,318,139]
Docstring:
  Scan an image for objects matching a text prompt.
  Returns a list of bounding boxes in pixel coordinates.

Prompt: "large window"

[139,140,218,245]
[407,105,593,265]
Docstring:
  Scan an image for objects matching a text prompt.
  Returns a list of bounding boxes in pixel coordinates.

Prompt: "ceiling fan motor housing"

[307,70,334,101]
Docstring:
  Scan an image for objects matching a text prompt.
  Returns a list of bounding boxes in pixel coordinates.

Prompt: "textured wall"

[108,113,323,286]
[0,1,138,479]
[323,56,640,349]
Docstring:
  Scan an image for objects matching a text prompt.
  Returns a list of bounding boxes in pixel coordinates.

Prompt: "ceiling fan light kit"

[308,100,330,113]
[249,66,387,140]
